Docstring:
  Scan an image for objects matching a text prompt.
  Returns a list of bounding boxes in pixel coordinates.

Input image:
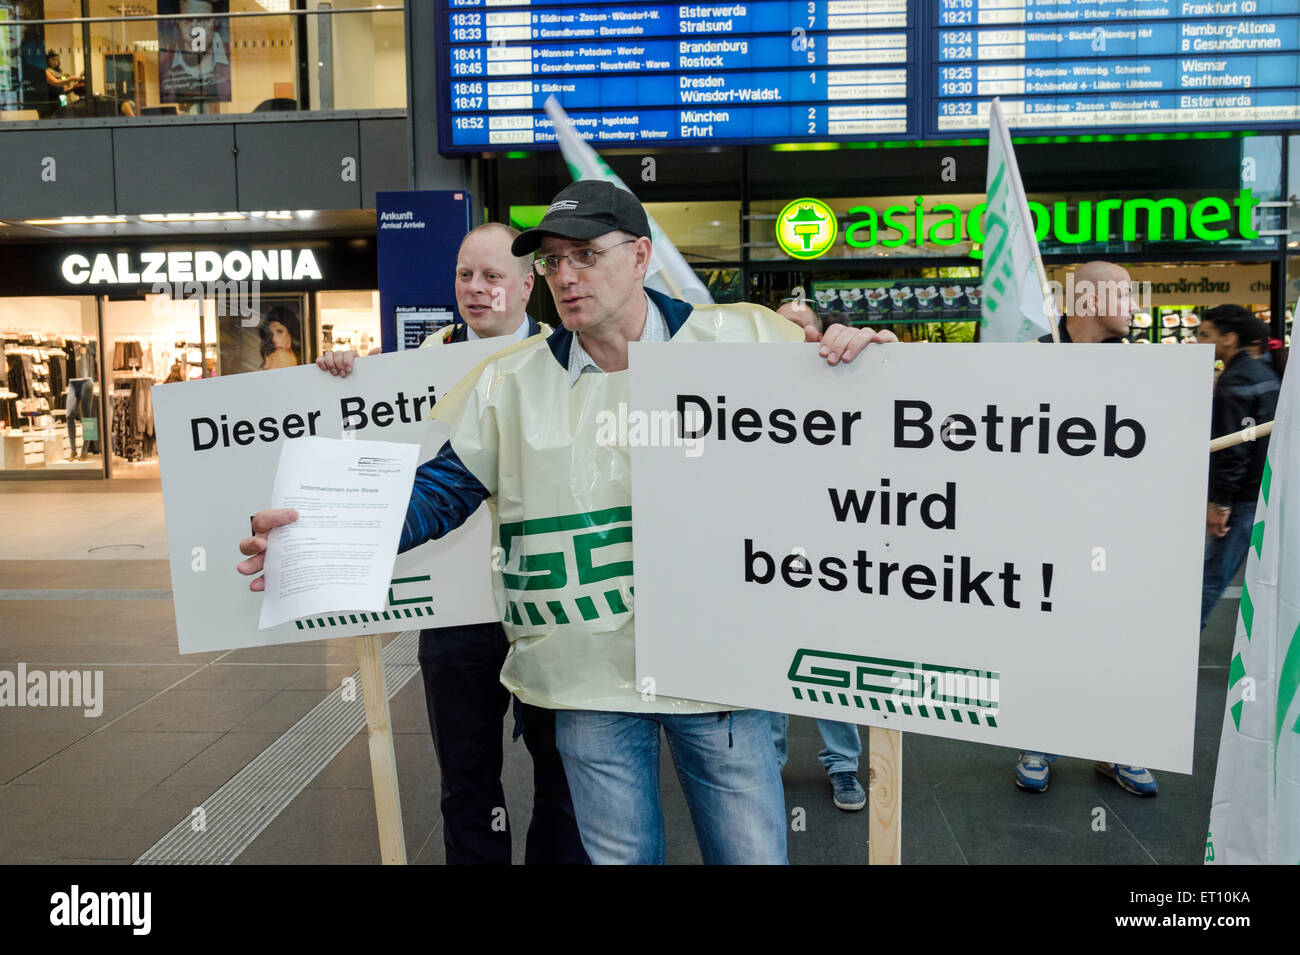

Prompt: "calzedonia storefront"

[0,236,376,480]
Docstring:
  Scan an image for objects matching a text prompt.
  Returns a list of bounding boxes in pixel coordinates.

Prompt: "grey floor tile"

[221,643,363,666]
[81,784,219,861]
[155,731,282,788]
[228,690,332,734]
[0,783,155,859]
[177,663,356,693]
[388,679,433,735]
[0,559,172,590]
[934,781,1157,864]
[108,688,281,734]
[0,729,94,783]
[784,785,870,864]
[0,687,161,734]
[233,788,382,865]
[909,734,1024,795]
[901,788,966,865]
[1103,793,1213,866]
[14,858,132,865]
[13,729,222,791]
[0,663,200,693]
[0,601,182,651]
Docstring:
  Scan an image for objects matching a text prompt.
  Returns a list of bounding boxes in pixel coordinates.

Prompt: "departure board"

[930,0,1300,134]
[434,0,1300,152]
[436,0,919,150]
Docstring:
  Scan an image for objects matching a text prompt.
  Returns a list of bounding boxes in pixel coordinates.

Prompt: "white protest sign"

[154,342,505,654]
[629,342,1212,773]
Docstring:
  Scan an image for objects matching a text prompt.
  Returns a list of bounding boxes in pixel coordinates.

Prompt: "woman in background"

[259,307,301,371]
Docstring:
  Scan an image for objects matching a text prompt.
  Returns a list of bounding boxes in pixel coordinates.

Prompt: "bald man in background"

[1037,260,1134,344]
[1017,260,1158,797]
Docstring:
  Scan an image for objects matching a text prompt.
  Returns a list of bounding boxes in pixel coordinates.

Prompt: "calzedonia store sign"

[775,190,1265,261]
[0,238,378,296]
[60,248,323,286]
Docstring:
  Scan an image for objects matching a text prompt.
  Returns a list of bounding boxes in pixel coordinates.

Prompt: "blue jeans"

[769,712,862,776]
[1200,501,1257,631]
[554,709,788,865]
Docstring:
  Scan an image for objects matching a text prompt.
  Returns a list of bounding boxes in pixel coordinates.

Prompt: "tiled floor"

[0,477,1234,864]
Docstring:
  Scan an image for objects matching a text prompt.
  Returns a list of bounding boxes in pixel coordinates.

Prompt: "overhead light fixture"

[24,215,128,225]
[139,212,246,222]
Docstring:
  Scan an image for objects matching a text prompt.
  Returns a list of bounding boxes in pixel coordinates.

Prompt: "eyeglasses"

[533,238,637,275]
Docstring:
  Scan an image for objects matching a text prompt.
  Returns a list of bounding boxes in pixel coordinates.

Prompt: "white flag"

[543,96,712,304]
[1207,366,1300,864]
[981,99,1054,342]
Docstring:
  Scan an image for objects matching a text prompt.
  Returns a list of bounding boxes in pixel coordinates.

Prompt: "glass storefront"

[0,234,377,480]
[0,2,404,120]
[0,294,101,473]
[491,134,1295,344]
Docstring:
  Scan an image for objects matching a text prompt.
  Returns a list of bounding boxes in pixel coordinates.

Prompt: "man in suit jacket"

[319,223,584,864]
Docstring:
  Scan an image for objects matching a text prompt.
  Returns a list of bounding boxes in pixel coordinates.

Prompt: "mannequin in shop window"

[258,307,301,371]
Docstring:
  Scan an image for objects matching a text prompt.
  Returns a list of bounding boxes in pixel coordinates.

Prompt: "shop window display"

[0,330,102,471]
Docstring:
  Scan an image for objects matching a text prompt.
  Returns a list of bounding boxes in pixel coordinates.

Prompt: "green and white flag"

[543,96,712,304]
[1206,366,1300,864]
[981,99,1054,342]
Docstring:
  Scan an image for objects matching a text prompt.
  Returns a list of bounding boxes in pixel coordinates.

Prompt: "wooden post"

[355,633,407,864]
[867,726,902,865]
[1210,420,1273,453]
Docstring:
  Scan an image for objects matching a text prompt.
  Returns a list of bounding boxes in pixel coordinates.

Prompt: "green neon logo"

[785,190,1261,260]
[775,197,838,260]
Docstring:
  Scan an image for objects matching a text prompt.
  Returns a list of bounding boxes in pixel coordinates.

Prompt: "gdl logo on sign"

[775,197,837,260]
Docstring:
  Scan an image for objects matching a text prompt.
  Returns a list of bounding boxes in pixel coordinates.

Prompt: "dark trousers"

[418,622,588,865]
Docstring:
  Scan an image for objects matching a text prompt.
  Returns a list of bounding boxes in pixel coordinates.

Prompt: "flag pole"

[1210,420,1274,453]
[991,99,1060,343]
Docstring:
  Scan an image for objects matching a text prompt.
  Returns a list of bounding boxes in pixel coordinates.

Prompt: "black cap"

[511,180,651,256]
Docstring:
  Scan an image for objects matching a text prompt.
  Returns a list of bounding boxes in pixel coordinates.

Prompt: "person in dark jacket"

[1197,304,1281,631]
[317,223,585,865]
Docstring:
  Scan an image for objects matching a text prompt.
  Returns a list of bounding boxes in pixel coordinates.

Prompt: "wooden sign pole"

[1210,420,1273,453]
[355,633,407,864]
[867,726,902,865]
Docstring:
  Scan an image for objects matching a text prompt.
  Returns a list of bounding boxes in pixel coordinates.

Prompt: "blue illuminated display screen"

[929,0,1300,135]
[435,0,917,150]
[434,0,1300,152]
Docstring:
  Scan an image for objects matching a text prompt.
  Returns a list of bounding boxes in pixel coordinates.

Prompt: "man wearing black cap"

[241,180,894,863]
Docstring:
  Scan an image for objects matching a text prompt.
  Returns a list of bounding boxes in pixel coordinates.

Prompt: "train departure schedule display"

[437,0,918,149]
[932,0,1300,134]
[434,0,1300,152]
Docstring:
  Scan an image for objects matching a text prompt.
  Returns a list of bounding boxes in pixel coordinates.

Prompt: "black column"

[404,0,474,194]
